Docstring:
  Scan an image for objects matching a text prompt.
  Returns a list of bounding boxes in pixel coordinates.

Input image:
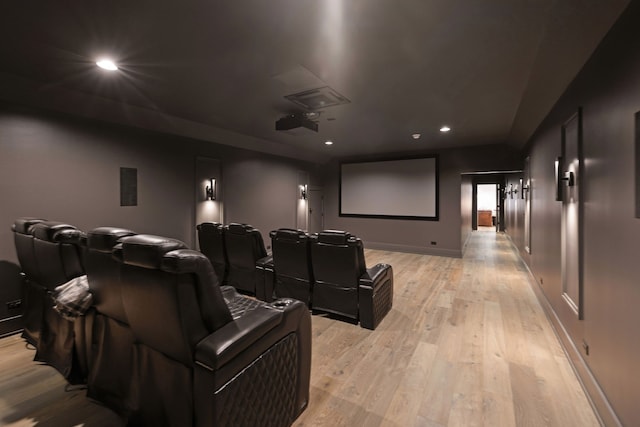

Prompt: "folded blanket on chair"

[53,275,93,320]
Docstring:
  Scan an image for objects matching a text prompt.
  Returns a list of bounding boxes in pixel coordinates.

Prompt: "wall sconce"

[205,178,216,201]
[562,171,575,186]
[520,178,529,199]
[299,184,307,200]
[505,183,514,198]
[554,157,574,202]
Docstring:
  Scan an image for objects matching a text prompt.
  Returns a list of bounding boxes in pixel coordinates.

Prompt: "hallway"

[0,230,599,426]
[295,229,598,426]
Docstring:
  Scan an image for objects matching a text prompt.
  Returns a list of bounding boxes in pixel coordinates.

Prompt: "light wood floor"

[0,230,599,427]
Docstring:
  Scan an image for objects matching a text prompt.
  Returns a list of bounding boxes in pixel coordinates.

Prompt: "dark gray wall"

[0,103,321,330]
[324,146,520,257]
[505,2,640,425]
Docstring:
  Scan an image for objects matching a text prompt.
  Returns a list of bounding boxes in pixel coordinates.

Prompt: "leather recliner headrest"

[227,223,253,234]
[12,217,46,234]
[30,222,78,242]
[316,230,352,245]
[161,249,211,274]
[270,228,305,241]
[88,227,136,253]
[54,228,86,245]
[114,234,188,269]
[196,222,223,232]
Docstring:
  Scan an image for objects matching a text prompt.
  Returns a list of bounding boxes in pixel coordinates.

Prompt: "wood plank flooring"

[0,230,599,426]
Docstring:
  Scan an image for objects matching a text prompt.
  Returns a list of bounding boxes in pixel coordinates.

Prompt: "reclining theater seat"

[12,217,46,346]
[223,223,269,295]
[114,234,311,427]
[29,221,89,383]
[310,230,394,330]
[83,226,136,416]
[269,228,314,306]
[196,222,228,285]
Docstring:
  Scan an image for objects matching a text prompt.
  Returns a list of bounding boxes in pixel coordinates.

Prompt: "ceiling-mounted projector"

[275,113,318,133]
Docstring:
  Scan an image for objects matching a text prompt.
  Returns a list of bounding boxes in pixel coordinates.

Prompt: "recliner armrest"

[256,254,273,268]
[194,298,311,425]
[195,305,282,371]
[358,263,393,330]
[255,255,275,302]
[359,263,392,289]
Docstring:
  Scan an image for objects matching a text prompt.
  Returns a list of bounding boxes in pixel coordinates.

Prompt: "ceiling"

[0,0,629,162]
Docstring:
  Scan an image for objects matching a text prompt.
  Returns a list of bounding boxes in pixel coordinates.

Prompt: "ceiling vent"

[284,86,350,110]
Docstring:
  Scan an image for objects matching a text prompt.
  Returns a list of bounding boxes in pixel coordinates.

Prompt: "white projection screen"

[340,156,439,220]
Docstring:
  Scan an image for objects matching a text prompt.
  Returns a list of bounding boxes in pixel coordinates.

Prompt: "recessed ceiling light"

[96,59,118,71]
[440,126,451,133]
[412,133,421,140]
[325,140,333,145]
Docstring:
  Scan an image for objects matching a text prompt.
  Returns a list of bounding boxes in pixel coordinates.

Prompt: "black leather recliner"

[83,226,137,416]
[196,222,228,286]
[269,228,314,306]
[12,217,46,347]
[310,230,394,330]
[27,221,89,383]
[113,234,311,426]
[223,223,269,295]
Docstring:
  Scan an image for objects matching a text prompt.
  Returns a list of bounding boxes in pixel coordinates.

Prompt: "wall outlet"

[7,299,22,310]
[430,241,437,245]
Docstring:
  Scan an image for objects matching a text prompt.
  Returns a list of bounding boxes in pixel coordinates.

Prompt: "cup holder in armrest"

[269,298,296,310]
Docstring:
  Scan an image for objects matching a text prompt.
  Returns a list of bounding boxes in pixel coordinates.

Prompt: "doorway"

[469,173,506,232]
[477,184,497,229]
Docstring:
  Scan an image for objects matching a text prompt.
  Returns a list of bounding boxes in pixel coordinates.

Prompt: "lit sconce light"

[299,184,308,200]
[205,178,216,201]
[554,157,575,202]
[555,157,563,201]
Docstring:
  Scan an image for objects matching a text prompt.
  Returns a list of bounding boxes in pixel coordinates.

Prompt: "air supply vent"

[284,86,350,110]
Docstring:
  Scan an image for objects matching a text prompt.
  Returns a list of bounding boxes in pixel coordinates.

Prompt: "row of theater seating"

[197,223,394,330]
[12,218,311,427]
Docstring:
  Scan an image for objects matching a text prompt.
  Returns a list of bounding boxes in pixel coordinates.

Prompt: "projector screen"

[340,156,439,220]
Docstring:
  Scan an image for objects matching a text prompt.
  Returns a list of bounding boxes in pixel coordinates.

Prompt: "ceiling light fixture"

[440,126,451,133]
[325,140,333,145]
[412,133,421,140]
[96,59,118,71]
